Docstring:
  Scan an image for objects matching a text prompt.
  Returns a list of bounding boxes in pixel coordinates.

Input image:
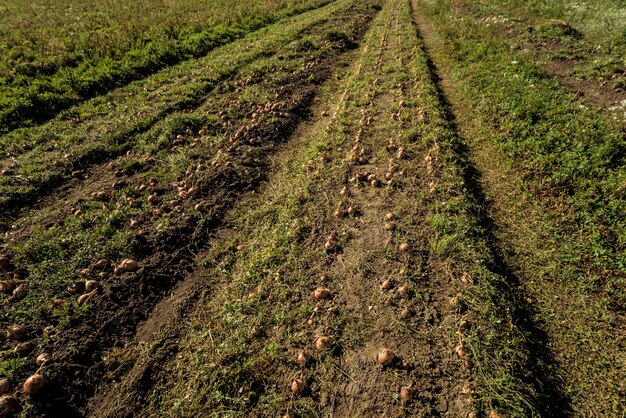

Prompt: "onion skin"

[22,374,45,396]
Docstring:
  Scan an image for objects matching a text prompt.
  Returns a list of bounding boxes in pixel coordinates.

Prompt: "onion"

[22,374,45,396]
[399,307,411,319]
[0,396,20,415]
[12,284,27,301]
[398,243,410,252]
[367,174,376,182]
[77,292,94,306]
[297,350,311,366]
[93,259,108,270]
[400,385,413,400]
[381,278,393,290]
[0,379,10,394]
[314,287,330,300]
[460,272,473,285]
[455,342,466,358]
[130,219,139,228]
[324,239,337,252]
[147,194,158,204]
[370,179,379,188]
[0,256,9,271]
[397,284,410,297]
[194,203,206,212]
[36,353,51,366]
[43,326,56,337]
[0,281,16,294]
[461,359,473,372]
[346,206,355,216]
[385,212,395,221]
[376,348,395,366]
[314,336,331,351]
[120,259,138,272]
[85,280,98,292]
[339,186,347,196]
[291,378,305,395]
[333,209,346,219]
[6,325,26,341]
[384,172,393,181]
[384,222,394,231]
[449,294,461,307]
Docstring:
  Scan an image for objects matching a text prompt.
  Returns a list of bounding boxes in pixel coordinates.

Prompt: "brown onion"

[297,350,311,366]
[36,353,51,366]
[0,281,16,294]
[385,212,395,221]
[6,325,26,341]
[12,284,27,301]
[0,395,20,415]
[85,280,98,292]
[22,374,45,396]
[384,222,394,231]
[398,243,410,252]
[381,278,393,290]
[314,287,330,300]
[0,378,10,394]
[377,348,395,366]
[291,378,305,395]
[120,259,138,272]
[314,336,331,351]
[400,385,413,400]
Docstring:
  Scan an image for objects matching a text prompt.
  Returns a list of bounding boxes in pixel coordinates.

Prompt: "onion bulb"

[314,336,331,351]
[0,396,20,415]
[22,374,45,396]
[291,378,305,395]
[77,292,94,306]
[0,256,9,271]
[346,206,355,216]
[85,280,98,292]
[36,353,51,366]
[455,342,466,358]
[381,278,393,290]
[384,222,394,231]
[6,325,26,341]
[314,287,330,300]
[460,272,473,286]
[0,281,16,294]
[400,385,413,400]
[376,348,395,366]
[0,378,10,394]
[370,179,379,188]
[120,259,138,272]
[12,284,27,301]
[397,284,410,297]
[297,350,311,366]
[398,243,410,252]
[385,212,395,221]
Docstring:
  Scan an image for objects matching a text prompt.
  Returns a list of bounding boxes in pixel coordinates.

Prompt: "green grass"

[0,0,332,132]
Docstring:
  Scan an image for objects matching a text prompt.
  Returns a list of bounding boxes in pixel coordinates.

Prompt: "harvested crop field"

[0,0,624,416]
